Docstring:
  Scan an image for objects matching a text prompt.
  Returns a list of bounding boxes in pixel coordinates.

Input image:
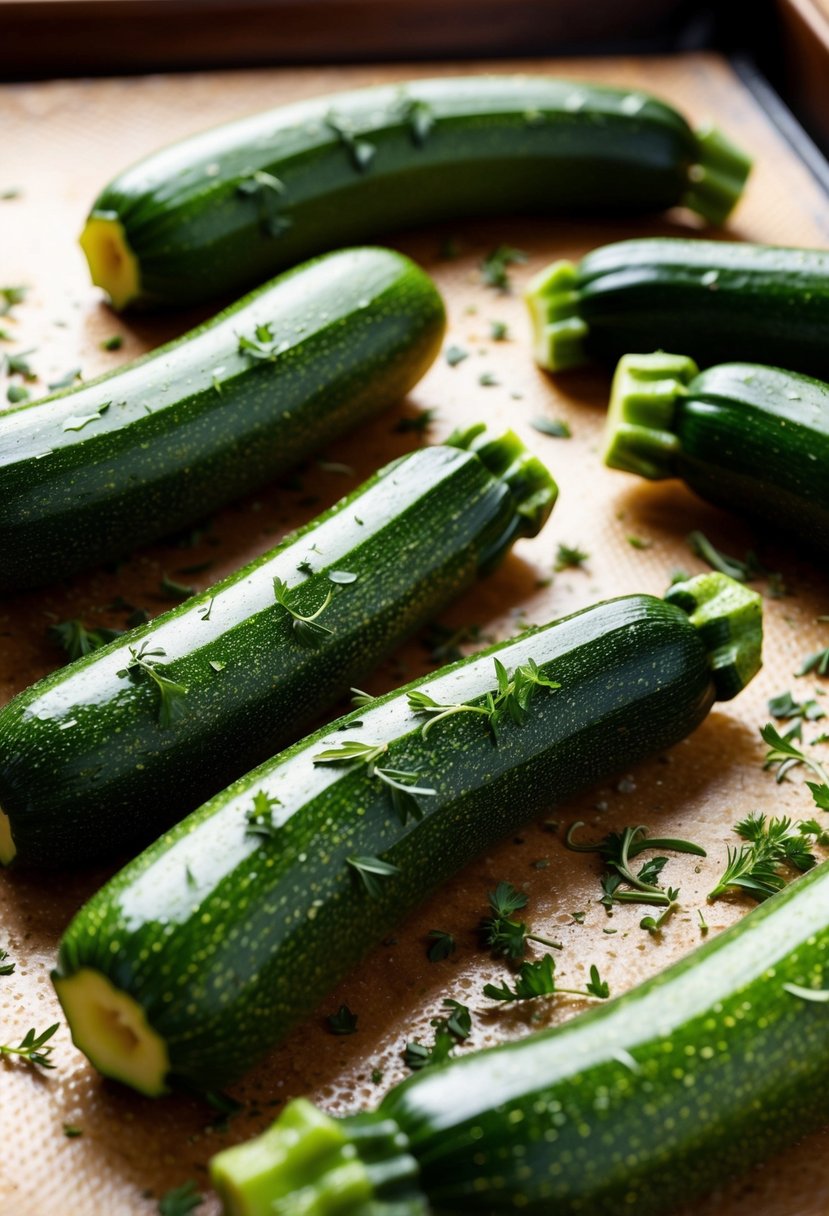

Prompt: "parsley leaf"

[426,930,456,962]
[484,955,609,1003]
[158,1180,202,1216]
[244,790,282,840]
[554,543,589,571]
[117,641,188,727]
[49,619,123,663]
[481,881,561,959]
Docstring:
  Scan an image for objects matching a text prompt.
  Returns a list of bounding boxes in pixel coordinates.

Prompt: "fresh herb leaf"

[273,576,334,647]
[350,687,374,707]
[0,949,15,977]
[346,855,400,899]
[49,619,123,663]
[326,1004,358,1034]
[313,739,435,820]
[160,574,195,601]
[761,722,829,786]
[326,114,376,171]
[798,645,829,678]
[6,384,29,404]
[394,408,436,435]
[484,954,608,1003]
[808,782,829,811]
[117,641,188,727]
[784,983,829,1003]
[627,534,652,550]
[400,96,434,145]
[768,690,825,722]
[426,930,456,962]
[480,245,527,292]
[62,402,110,432]
[687,531,760,582]
[444,344,468,367]
[158,1180,202,1216]
[48,367,82,390]
[489,320,509,341]
[0,286,27,317]
[481,881,561,959]
[244,790,282,839]
[554,543,589,571]
[441,998,471,1039]
[531,417,571,438]
[0,1023,59,1069]
[709,813,823,902]
[478,371,498,387]
[403,996,471,1070]
[101,335,124,351]
[208,659,226,672]
[566,822,704,912]
[236,169,290,237]
[63,1124,83,1138]
[6,348,36,378]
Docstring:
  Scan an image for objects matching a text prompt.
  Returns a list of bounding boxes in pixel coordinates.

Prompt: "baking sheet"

[1,52,828,1216]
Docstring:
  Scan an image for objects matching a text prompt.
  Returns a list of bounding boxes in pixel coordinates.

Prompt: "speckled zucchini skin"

[87,77,716,309]
[0,440,547,868]
[0,247,444,589]
[55,593,721,1092]
[671,363,829,550]
[295,859,828,1216]
[572,239,829,376]
[606,358,829,553]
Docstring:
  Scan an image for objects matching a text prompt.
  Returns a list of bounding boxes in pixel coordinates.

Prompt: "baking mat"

[1,52,828,1216]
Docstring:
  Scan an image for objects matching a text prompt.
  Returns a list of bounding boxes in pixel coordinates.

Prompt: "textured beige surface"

[1,53,828,1216]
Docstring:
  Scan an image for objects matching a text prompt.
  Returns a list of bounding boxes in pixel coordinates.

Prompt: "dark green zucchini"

[53,572,762,1096]
[0,428,555,869]
[80,77,751,311]
[209,857,829,1216]
[526,239,829,377]
[0,246,444,590]
[603,352,829,552]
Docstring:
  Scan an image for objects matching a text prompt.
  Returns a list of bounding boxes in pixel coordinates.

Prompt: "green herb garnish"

[481,881,562,959]
[426,930,456,962]
[408,656,559,741]
[0,1023,59,1069]
[6,384,29,404]
[444,344,468,367]
[314,739,435,822]
[566,822,705,913]
[244,790,282,840]
[489,320,509,341]
[531,417,571,438]
[346,855,400,899]
[708,813,823,902]
[687,531,761,582]
[761,723,829,786]
[49,619,123,663]
[273,576,334,647]
[48,367,82,390]
[480,245,527,291]
[554,543,589,571]
[117,641,188,727]
[394,408,436,435]
[101,335,124,351]
[326,1004,358,1034]
[768,690,825,722]
[0,949,15,977]
[798,644,829,678]
[326,114,376,171]
[158,1180,203,1216]
[484,955,609,1003]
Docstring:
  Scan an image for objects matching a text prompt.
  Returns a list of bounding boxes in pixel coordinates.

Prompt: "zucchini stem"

[603,351,699,479]
[666,572,763,701]
[682,126,753,226]
[210,1099,425,1216]
[523,259,589,372]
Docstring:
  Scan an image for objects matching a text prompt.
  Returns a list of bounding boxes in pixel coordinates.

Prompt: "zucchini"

[0,427,555,868]
[209,856,829,1216]
[80,77,751,311]
[526,239,829,377]
[52,572,762,1096]
[602,352,829,551]
[0,246,444,590]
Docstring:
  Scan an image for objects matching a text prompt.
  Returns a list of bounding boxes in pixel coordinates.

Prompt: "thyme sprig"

[708,813,825,902]
[0,1023,59,1069]
[313,738,436,822]
[118,641,188,727]
[346,855,400,899]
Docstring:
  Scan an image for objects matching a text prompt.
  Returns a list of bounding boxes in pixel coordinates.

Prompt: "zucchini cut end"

[0,807,16,866]
[52,966,169,1096]
[447,424,558,542]
[524,259,589,371]
[603,351,698,480]
[665,572,763,701]
[683,126,753,226]
[211,1099,425,1216]
[79,212,142,311]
